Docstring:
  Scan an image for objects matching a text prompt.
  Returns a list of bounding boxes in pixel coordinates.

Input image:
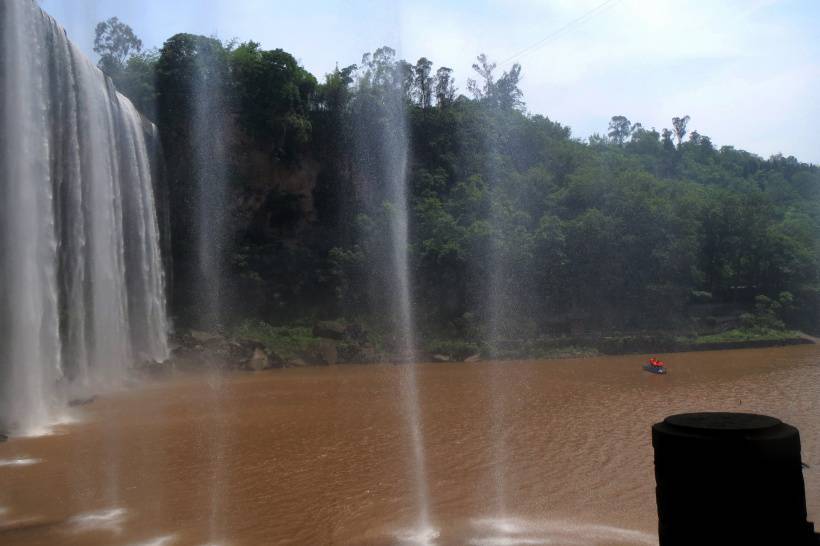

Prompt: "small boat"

[643,364,667,375]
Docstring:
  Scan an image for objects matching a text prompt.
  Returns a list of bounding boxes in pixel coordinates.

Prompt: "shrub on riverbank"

[692,328,802,345]
[424,339,483,360]
[232,321,320,361]
[168,322,810,371]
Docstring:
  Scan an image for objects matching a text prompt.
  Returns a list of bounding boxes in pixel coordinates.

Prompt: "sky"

[41,0,820,164]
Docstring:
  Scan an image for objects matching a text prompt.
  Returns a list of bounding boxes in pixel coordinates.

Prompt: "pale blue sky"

[41,0,820,164]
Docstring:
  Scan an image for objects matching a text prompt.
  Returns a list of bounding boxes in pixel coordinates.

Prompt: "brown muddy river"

[1,346,818,545]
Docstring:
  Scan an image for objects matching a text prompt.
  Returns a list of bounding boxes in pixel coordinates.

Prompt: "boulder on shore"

[189,330,223,344]
[286,357,308,367]
[138,359,169,375]
[316,340,338,365]
[302,339,339,365]
[312,321,347,340]
[432,354,451,362]
[356,343,380,363]
[245,347,270,371]
[464,353,481,363]
[345,322,368,342]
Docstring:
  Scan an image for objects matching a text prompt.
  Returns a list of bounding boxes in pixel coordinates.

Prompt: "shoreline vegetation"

[155,320,814,373]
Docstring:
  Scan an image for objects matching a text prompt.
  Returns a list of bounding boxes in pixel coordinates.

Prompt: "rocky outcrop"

[162,321,421,369]
[312,321,347,340]
[190,330,223,343]
[315,340,338,365]
[167,330,281,371]
[246,347,269,371]
[348,342,380,363]
[310,321,387,363]
[137,358,170,376]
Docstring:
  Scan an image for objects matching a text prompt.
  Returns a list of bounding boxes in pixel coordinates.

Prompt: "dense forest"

[94,18,820,359]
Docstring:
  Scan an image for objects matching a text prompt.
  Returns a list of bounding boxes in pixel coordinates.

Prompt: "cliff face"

[232,140,320,244]
[161,106,335,326]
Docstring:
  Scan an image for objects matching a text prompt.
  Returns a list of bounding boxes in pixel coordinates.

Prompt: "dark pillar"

[653,412,818,546]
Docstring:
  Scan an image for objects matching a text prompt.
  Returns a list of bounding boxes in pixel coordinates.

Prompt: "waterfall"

[0,0,169,436]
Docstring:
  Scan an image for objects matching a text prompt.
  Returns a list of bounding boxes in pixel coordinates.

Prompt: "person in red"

[649,357,664,368]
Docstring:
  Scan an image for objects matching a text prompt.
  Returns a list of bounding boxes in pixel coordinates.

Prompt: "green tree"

[496,63,524,111]
[672,115,690,147]
[435,67,456,106]
[94,17,142,76]
[116,49,159,118]
[467,53,495,101]
[607,115,632,145]
[467,54,524,111]
[229,41,317,159]
[414,57,434,108]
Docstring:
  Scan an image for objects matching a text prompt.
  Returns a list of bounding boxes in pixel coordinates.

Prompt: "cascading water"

[487,254,510,518]
[0,0,169,436]
[483,118,537,520]
[353,50,436,541]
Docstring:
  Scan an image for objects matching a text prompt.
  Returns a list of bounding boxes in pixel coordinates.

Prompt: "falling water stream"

[191,48,228,331]
[381,70,435,543]
[0,0,169,436]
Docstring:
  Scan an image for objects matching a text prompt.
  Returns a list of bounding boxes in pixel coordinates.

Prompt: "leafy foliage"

[100,22,820,339]
[94,17,142,76]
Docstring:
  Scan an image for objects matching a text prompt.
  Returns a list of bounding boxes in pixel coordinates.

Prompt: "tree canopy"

[102,22,820,340]
[94,17,142,76]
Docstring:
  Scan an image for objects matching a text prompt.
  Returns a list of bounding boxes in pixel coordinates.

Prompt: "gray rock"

[464,353,481,363]
[357,344,380,363]
[345,322,368,342]
[246,347,269,371]
[312,321,347,340]
[432,354,451,362]
[190,330,223,343]
[138,359,169,375]
[229,339,260,359]
[317,340,338,365]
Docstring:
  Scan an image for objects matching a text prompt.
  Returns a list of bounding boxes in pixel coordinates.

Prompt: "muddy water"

[1,346,818,546]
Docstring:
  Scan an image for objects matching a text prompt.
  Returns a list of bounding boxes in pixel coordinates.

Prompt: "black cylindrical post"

[653,412,818,545]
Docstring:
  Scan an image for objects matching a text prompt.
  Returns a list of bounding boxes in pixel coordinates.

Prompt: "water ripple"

[0,457,43,467]
[468,517,657,546]
[67,507,127,534]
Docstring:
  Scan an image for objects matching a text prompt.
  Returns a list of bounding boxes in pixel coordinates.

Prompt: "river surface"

[1,345,818,545]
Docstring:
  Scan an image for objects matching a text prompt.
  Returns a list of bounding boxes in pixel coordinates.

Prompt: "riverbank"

[596,329,811,356]
[156,321,814,372]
